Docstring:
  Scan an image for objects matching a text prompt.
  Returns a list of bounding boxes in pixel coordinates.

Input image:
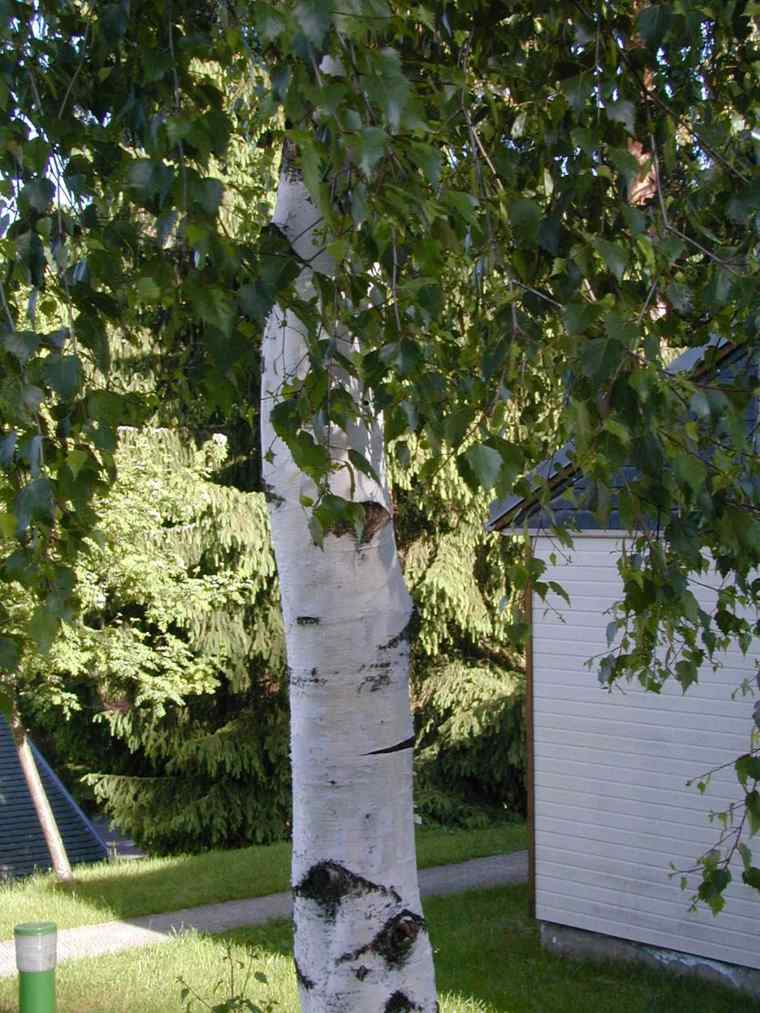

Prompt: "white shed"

[489,343,760,996]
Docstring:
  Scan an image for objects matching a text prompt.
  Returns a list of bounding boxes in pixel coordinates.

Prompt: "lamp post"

[14,922,57,1013]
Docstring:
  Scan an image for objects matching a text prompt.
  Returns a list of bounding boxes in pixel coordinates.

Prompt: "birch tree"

[1,0,759,995]
[262,153,436,1008]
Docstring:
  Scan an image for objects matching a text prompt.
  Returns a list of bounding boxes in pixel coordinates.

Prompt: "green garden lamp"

[14,922,57,1013]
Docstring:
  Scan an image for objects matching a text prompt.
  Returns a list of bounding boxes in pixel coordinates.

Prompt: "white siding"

[532,535,760,971]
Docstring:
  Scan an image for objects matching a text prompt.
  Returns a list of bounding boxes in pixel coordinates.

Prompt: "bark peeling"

[364,734,415,756]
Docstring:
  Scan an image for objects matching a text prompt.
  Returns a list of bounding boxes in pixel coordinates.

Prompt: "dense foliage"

[21,426,292,853]
[0,0,758,904]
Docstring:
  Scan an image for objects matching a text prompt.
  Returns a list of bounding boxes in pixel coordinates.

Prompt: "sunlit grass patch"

[0,821,527,938]
[0,884,754,1013]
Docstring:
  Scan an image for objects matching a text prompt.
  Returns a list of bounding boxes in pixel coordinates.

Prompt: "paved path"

[0,852,527,977]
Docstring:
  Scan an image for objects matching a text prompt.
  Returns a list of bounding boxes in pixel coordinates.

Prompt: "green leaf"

[356,127,386,177]
[41,355,83,400]
[673,453,706,493]
[0,637,20,675]
[510,199,541,248]
[443,191,479,222]
[347,449,380,484]
[2,330,41,365]
[20,178,55,214]
[697,865,731,915]
[190,287,235,336]
[463,444,503,490]
[742,866,760,891]
[410,143,442,186]
[563,303,596,336]
[29,606,58,654]
[581,337,622,385]
[736,754,760,787]
[254,2,286,41]
[193,178,224,216]
[593,238,629,281]
[290,432,331,480]
[748,790,760,837]
[14,478,55,533]
[135,277,162,303]
[295,0,333,45]
[637,4,673,49]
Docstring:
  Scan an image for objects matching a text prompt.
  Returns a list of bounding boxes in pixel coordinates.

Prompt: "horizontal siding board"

[536,779,735,817]
[534,812,726,863]
[537,902,760,971]
[537,873,759,936]
[535,680,754,711]
[530,535,760,969]
[537,854,759,921]
[536,794,731,841]
[535,749,737,794]
[535,709,749,745]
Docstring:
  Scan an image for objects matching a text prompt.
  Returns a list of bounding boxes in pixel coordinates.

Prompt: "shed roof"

[0,717,108,880]
[488,341,755,534]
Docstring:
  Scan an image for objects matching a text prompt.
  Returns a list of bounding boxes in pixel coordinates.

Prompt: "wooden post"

[10,709,73,883]
[524,542,536,919]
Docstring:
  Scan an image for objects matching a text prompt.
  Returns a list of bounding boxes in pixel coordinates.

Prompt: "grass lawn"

[0,885,755,1013]
[0,821,527,939]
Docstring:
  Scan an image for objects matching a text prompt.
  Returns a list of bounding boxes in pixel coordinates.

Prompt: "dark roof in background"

[488,341,755,534]
[0,716,108,880]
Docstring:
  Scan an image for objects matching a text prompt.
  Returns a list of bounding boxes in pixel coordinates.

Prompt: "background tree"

[24,425,291,854]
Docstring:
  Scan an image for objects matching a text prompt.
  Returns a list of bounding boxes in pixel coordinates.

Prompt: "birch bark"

[261,159,437,1012]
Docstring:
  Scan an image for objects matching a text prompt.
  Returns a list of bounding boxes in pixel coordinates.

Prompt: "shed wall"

[532,535,760,971]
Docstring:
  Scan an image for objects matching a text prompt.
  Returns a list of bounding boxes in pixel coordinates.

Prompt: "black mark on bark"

[372,910,426,967]
[337,909,426,969]
[290,666,326,688]
[294,861,400,919]
[296,616,320,625]
[364,735,415,756]
[358,661,392,693]
[294,959,314,991]
[263,481,284,507]
[355,965,370,981]
[385,992,421,1012]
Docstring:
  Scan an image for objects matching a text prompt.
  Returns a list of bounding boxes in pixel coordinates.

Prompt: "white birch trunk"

[261,159,437,1013]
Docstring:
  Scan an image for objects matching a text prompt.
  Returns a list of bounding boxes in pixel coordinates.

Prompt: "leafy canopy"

[0,0,759,903]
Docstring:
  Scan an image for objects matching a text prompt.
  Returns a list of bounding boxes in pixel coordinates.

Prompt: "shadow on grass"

[1,885,756,1013]
[1,840,293,934]
[205,885,759,1013]
[1,823,528,938]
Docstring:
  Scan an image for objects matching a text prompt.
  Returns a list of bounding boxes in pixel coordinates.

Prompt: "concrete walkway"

[0,851,527,978]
